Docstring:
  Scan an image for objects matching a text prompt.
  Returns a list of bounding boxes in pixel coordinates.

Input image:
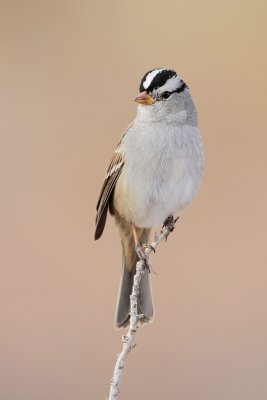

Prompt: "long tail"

[115,225,153,328]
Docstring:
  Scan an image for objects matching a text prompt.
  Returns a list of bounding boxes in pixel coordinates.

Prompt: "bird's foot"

[162,215,179,240]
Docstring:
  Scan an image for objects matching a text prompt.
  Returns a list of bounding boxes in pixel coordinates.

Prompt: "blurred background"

[1,1,266,399]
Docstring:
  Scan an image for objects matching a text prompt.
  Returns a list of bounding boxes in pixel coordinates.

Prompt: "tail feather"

[115,250,132,327]
[115,228,154,328]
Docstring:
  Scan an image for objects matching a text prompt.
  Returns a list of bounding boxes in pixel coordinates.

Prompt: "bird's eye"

[162,91,171,99]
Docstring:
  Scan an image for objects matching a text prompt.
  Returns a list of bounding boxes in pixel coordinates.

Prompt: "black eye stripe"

[155,81,188,101]
[173,81,188,93]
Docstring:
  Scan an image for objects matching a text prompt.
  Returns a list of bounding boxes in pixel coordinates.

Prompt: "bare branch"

[108,216,178,400]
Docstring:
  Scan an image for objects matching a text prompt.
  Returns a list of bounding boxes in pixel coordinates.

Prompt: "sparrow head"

[135,68,188,106]
[135,68,197,125]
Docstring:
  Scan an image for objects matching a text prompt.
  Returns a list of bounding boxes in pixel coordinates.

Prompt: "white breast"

[114,121,204,228]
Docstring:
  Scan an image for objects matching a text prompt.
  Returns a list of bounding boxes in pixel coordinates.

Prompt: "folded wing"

[95,151,124,240]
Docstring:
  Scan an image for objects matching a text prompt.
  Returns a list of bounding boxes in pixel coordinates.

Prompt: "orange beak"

[134,91,155,105]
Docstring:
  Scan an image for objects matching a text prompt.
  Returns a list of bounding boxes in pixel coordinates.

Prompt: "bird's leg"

[131,223,151,271]
[131,222,139,247]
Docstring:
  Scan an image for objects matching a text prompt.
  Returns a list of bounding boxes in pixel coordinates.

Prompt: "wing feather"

[94,151,124,240]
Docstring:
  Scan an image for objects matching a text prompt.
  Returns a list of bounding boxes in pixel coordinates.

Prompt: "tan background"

[1,1,267,399]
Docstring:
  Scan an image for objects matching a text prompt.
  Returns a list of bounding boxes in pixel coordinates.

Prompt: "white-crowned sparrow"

[95,68,204,327]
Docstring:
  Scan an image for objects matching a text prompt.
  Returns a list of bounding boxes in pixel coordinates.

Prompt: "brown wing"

[94,151,124,240]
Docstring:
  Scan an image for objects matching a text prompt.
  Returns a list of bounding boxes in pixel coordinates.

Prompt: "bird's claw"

[161,215,179,241]
[162,215,179,232]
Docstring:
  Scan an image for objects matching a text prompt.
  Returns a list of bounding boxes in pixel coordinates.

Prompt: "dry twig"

[108,216,178,400]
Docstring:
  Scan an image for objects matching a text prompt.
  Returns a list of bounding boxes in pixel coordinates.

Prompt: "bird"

[95,68,204,328]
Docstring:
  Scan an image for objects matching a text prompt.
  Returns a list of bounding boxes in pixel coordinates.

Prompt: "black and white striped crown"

[139,68,187,94]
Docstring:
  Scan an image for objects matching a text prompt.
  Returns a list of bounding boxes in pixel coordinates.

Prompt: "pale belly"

[113,124,204,228]
[114,158,201,228]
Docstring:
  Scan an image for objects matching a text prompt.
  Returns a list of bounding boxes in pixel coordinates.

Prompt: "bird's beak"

[135,91,155,105]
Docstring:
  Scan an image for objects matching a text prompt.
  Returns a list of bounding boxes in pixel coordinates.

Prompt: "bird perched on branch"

[95,68,204,327]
